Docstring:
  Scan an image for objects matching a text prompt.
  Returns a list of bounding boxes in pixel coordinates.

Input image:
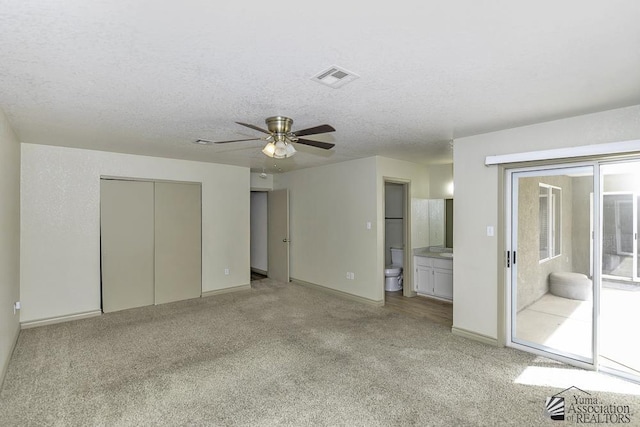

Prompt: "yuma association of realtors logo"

[545,394,566,421]
[545,386,633,423]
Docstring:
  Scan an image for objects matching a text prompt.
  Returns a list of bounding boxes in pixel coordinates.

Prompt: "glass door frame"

[505,161,601,372]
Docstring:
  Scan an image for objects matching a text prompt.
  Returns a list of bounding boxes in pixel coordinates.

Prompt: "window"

[539,183,561,261]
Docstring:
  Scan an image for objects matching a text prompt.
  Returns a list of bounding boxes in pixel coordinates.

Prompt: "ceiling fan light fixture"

[273,140,288,159]
[264,138,297,159]
[206,116,335,158]
[262,142,276,157]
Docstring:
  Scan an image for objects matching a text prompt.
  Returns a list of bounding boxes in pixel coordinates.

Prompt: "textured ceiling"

[1,1,639,173]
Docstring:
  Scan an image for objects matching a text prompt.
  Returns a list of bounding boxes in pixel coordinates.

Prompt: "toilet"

[384,247,404,292]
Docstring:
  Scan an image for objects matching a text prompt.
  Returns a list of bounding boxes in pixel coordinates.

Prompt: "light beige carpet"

[1,279,639,426]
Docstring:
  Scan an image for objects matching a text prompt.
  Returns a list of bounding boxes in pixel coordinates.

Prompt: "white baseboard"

[292,278,384,307]
[21,310,102,329]
[201,284,251,298]
[0,322,20,389]
[250,268,267,276]
[451,326,499,346]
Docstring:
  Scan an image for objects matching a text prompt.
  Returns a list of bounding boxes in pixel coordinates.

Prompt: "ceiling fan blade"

[236,122,271,134]
[293,124,335,137]
[296,138,335,150]
[198,137,262,144]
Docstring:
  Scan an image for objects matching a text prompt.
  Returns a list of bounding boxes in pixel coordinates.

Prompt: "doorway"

[383,180,409,299]
[250,191,268,281]
[506,158,640,383]
[250,189,290,283]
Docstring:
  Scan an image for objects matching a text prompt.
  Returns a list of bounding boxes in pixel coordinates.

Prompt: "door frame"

[504,161,601,372]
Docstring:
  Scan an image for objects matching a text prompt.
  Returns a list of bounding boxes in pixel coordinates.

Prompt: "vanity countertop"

[413,247,454,259]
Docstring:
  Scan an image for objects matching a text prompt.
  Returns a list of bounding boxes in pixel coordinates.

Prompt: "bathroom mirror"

[428,198,453,248]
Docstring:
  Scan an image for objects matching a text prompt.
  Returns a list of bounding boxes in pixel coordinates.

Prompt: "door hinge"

[506,251,510,268]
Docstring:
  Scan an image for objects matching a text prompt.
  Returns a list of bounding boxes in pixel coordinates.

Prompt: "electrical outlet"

[224,268,230,275]
[13,301,21,315]
[351,272,355,280]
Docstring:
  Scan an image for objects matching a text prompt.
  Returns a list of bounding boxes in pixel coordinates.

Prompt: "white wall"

[20,144,250,323]
[428,163,454,199]
[453,105,640,341]
[250,172,273,190]
[275,157,380,300]
[250,191,268,272]
[273,156,429,302]
[0,109,21,385]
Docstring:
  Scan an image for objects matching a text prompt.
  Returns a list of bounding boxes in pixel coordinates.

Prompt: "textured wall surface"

[516,175,574,311]
[275,157,379,301]
[272,156,428,302]
[20,144,250,323]
[572,176,594,277]
[0,109,20,385]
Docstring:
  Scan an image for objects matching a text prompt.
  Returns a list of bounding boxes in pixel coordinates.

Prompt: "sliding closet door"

[101,180,155,313]
[154,182,202,304]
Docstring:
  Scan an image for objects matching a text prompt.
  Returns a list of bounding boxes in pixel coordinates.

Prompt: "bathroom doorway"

[383,180,410,300]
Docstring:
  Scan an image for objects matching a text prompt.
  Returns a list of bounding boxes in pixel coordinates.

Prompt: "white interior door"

[268,189,289,283]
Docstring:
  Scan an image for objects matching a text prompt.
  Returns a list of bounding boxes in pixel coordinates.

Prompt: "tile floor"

[515,284,640,378]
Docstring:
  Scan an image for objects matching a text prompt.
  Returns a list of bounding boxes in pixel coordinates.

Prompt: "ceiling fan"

[195,116,336,159]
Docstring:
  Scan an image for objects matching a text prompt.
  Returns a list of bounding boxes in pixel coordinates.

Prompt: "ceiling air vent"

[311,65,359,88]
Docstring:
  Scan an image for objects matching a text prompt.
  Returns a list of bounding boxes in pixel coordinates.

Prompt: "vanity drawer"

[432,258,453,270]
[414,256,432,267]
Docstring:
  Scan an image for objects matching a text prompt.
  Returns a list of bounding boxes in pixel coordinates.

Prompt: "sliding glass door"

[508,159,640,382]
[509,165,596,365]
[599,162,640,379]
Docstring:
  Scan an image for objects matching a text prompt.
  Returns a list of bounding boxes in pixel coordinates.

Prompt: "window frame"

[539,183,562,263]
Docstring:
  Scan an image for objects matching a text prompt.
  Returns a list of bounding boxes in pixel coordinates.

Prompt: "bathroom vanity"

[413,248,453,301]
